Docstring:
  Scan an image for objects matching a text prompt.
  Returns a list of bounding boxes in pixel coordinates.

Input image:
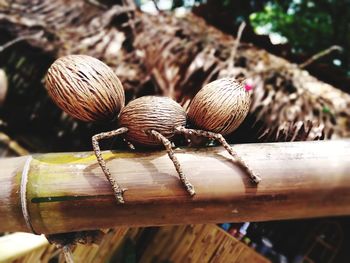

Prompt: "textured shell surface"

[119,96,186,146]
[45,55,125,122]
[188,78,251,136]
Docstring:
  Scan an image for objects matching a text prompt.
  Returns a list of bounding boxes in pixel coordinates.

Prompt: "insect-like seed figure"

[92,95,195,203]
[46,55,260,204]
[46,55,195,203]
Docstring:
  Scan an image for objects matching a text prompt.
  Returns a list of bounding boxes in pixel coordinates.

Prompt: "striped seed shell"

[45,55,125,122]
[119,96,186,147]
[188,78,251,136]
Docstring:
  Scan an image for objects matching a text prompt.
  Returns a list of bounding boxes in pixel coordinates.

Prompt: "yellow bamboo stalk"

[0,140,350,234]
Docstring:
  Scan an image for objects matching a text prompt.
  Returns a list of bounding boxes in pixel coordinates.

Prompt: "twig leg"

[92,127,129,203]
[175,126,261,184]
[47,230,104,263]
[46,234,74,263]
[150,130,195,196]
[123,138,135,150]
[62,245,74,263]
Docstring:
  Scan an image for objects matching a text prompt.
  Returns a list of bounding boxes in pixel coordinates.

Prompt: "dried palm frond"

[0,131,29,156]
[0,0,148,98]
[135,13,350,142]
[257,120,324,142]
[2,0,350,146]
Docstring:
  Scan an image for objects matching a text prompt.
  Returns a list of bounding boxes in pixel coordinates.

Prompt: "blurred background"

[0,0,349,262]
[143,0,349,91]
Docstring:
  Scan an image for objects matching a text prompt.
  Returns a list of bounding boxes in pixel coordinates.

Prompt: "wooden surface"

[139,225,269,263]
[1,225,267,263]
[0,139,350,234]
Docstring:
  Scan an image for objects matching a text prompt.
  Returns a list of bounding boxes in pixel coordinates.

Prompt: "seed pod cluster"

[45,54,258,204]
[119,96,186,147]
[45,55,125,122]
[188,78,251,136]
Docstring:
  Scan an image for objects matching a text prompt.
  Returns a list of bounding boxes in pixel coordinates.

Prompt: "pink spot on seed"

[244,84,253,91]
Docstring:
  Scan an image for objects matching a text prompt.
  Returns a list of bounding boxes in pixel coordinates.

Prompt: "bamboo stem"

[0,140,350,234]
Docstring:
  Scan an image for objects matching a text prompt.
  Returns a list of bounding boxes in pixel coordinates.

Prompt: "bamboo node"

[20,156,38,234]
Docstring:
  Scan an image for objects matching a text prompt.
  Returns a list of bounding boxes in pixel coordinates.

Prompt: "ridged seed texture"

[45,55,125,122]
[188,78,251,135]
[118,96,186,146]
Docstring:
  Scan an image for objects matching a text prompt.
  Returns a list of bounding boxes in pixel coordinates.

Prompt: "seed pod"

[45,55,125,122]
[119,96,186,146]
[188,78,251,136]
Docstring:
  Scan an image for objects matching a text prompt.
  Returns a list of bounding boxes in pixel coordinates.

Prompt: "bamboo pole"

[0,140,350,234]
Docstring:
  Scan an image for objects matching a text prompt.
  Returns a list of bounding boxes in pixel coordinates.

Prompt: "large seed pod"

[188,78,251,136]
[119,96,186,146]
[45,55,125,122]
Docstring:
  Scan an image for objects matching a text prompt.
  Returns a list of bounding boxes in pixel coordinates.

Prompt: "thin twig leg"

[62,246,74,263]
[150,130,196,196]
[92,127,129,203]
[123,139,135,150]
[47,230,104,263]
[175,126,261,184]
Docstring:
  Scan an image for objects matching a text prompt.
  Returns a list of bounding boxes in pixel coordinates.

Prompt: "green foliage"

[251,1,332,51]
[250,0,349,71]
[153,0,349,73]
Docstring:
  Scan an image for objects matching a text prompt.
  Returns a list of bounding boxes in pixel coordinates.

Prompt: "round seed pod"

[45,55,125,122]
[188,78,251,136]
[119,96,186,147]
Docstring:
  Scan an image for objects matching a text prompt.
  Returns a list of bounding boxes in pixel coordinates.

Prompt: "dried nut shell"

[188,78,251,135]
[45,55,125,122]
[119,96,186,146]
